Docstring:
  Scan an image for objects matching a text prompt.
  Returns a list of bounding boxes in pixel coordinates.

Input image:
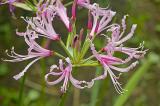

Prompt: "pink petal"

[13,57,42,80]
[115,24,137,46]
[109,61,139,72]
[45,72,65,85]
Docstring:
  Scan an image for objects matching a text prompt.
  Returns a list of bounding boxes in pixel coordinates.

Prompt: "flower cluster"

[2,0,147,94]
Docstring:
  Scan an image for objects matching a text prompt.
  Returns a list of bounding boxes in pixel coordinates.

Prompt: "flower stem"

[73,63,100,67]
[59,39,73,59]
[18,74,26,106]
[73,88,80,106]
[82,50,103,63]
[39,59,46,106]
[79,33,96,61]
[64,1,73,7]
[54,52,66,60]
[90,67,102,106]
[58,93,68,106]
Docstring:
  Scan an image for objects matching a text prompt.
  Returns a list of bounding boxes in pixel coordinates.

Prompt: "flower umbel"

[1,0,148,94]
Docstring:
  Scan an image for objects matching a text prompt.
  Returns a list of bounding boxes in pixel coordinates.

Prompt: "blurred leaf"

[25,0,37,12]
[12,2,34,11]
[154,0,160,3]
[0,63,9,76]
[0,87,18,106]
[155,24,160,32]
[24,90,40,106]
[27,90,40,101]
[90,67,102,106]
[114,53,159,106]
[0,23,12,45]
[96,76,109,106]
[96,0,109,7]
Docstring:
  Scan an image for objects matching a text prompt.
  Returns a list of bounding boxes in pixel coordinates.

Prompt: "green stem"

[39,59,46,106]
[73,88,80,106]
[79,33,96,61]
[64,1,73,7]
[58,89,70,106]
[90,67,102,106]
[58,92,68,106]
[82,50,103,63]
[18,74,26,106]
[73,63,100,67]
[114,53,159,106]
[66,33,72,49]
[59,39,73,59]
[54,52,66,60]
[13,2,33,11]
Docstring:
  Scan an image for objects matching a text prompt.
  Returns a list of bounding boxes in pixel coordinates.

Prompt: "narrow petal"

[50,65,58,72]
[109,61,139,72]
[59,59,64,71]
[115,24,137,45]
[61,72,69,92]
[13,57,42,80]
[92,63,108,81]
[106,65,125,94]
[70,74,86,89]
[65,57,72,71]
[45,72,65,85]
[90,43,101,61]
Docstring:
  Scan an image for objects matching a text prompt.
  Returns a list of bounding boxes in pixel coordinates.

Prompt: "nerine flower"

[45,58,87,93]
[77,2,116,37]
[90,43,139,94]
[49,0,70,31]
[23,8,59,40]
[3,29,53,80]
[1,0,148,94]
[89,16,147,94]
[103,15,147,60]
[89,4,116,37]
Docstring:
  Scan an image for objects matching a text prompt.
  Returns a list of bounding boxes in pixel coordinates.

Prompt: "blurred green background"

[0,0,160,106]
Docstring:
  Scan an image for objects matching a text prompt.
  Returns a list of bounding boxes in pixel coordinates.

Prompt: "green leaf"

[114,53,159,106]
[28,90,40,101]
[12,2,34,11]
[155,24,160,32]
[0,63,9,76]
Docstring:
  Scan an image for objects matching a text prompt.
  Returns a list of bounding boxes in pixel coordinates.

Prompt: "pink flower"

[23,8,59,40]
[90,43,139,94]
[103,15,148,60]
[77,2,116,37]
[3,29,53,80]
[88,16,147,94]
[45,58,87,93]
[89,4,116,37]
[49,0,70,31]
